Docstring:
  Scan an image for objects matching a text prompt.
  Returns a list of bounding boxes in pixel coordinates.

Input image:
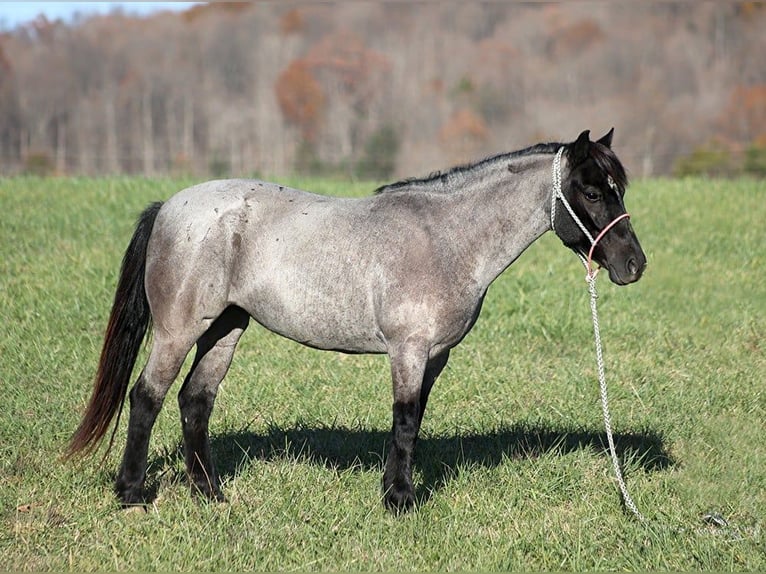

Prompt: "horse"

[66,129,646,512]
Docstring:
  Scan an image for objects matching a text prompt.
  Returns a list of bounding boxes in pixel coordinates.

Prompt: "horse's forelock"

[590,142,628,194]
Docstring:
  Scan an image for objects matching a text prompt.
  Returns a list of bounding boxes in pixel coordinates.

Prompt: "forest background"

[1,1,765,181]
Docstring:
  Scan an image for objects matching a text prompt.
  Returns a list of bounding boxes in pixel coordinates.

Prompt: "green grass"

[1,175,764,571]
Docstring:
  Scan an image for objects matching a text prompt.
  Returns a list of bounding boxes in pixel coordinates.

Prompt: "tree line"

[1,1,764,180]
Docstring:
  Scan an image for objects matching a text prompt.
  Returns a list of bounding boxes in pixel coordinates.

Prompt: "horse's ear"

[597,127,614,148]
[571,129,591,164]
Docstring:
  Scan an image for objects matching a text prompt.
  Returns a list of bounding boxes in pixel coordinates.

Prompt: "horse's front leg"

[383,343,429,513]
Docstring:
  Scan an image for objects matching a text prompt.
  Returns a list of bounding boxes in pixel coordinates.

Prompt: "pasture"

[1,175,764,571]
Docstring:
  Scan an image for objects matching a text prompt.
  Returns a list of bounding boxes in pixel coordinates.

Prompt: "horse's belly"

[234,275,387,354]
[248,306,387,354]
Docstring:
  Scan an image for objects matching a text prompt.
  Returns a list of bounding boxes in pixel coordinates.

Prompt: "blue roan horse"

[67,129,646,512]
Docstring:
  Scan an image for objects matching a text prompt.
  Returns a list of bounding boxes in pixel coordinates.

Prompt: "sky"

[0,2,203,29]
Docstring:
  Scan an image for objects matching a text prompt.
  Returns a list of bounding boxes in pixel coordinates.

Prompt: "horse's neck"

[446,154,553,288]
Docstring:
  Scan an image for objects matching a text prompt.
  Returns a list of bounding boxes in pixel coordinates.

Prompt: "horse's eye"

[583,189,601,202]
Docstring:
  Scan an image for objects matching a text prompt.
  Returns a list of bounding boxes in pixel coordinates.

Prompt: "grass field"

[1,174,764,571]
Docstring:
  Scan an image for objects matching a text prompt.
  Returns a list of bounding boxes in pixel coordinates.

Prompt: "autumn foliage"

[275,59,325,142]
[439,109,489,164]
[721,85,766,142]
[303,31,390,101]
[0,3,765,178]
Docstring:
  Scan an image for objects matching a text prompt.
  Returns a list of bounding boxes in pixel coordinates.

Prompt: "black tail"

[65,202,163,460]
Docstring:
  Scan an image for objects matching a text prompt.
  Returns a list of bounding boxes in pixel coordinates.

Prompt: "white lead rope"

[552,147,645,522]
[587,273,645,522]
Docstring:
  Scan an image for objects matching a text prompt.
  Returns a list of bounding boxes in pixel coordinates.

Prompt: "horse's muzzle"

[608,253,647,285]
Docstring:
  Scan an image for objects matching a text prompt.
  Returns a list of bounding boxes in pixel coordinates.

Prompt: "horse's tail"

[65,202,163,460]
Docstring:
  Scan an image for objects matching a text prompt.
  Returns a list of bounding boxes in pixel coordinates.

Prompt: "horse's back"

[159,178,328,228]
[146,180,390,351]
[145,178,483,355]
[154,178,348,253]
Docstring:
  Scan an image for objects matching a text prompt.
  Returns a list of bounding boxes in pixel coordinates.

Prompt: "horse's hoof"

[191,480,226,503]
[115,481,146,507]
[383,487,416,514]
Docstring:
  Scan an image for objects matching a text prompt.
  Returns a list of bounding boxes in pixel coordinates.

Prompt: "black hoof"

[383,483,416,513]
[190,479,226,503]
[115,481,147,508]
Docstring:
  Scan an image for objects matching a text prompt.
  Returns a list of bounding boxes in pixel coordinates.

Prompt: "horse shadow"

[146,420,674,506]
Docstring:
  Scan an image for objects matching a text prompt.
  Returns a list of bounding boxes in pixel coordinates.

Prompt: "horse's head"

[553,129,647,285]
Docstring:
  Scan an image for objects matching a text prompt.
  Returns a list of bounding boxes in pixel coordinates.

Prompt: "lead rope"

[552,147,646,522]
[587,274,645,522]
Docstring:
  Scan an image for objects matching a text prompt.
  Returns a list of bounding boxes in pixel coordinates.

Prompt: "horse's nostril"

[627,258,639,276]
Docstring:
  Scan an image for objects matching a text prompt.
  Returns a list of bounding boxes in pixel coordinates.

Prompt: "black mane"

[374,138,628,195]
[375,142,563,194]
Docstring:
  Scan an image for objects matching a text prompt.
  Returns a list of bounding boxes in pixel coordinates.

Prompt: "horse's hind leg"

[116,334,195,505]
[178,306,249,501]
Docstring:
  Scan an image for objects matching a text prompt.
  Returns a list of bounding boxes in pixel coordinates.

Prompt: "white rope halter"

[551,147,630,279]
[551,146,645,522]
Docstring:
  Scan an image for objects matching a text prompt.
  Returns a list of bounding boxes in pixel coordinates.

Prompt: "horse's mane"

[374,139,628,195]
[374,142,562,194]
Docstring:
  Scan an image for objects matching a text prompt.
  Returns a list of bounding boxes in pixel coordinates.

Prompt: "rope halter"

[550,147,631,280]
[550,146,646,522]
